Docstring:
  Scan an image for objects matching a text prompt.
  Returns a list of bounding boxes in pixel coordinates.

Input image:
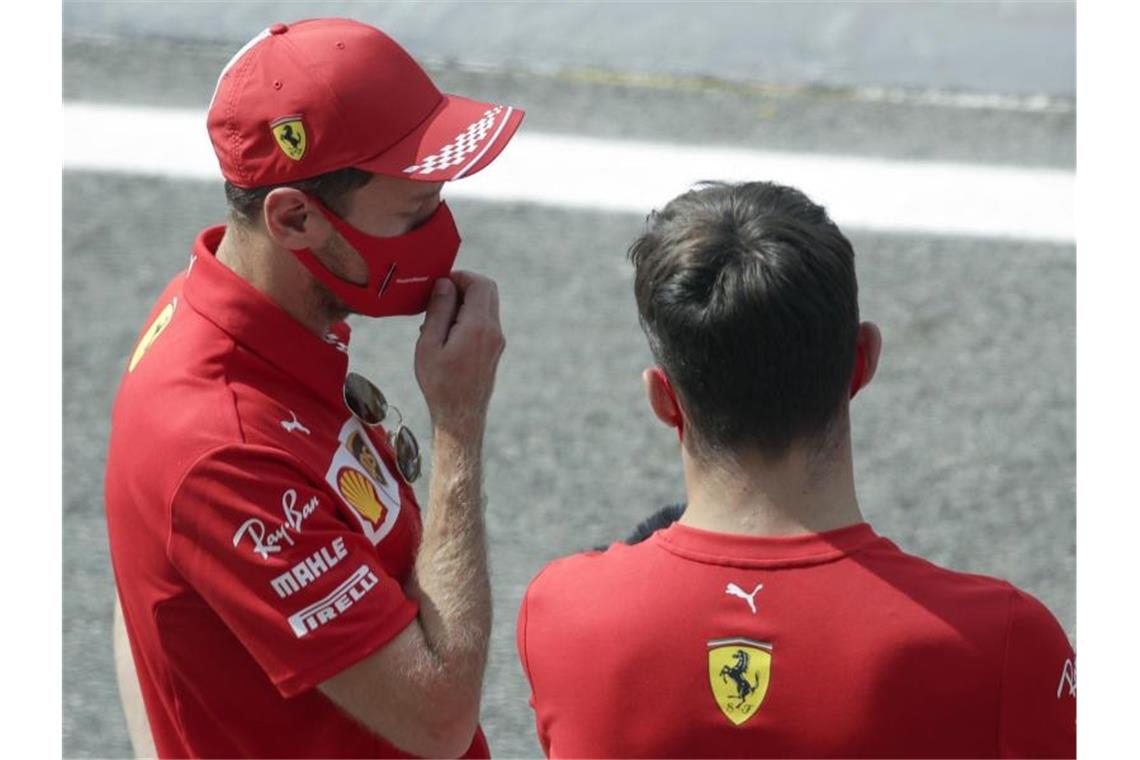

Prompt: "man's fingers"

[448,270,481,288]
[449,270,496,321]
[489,280,500,324]
[417,277,458,347]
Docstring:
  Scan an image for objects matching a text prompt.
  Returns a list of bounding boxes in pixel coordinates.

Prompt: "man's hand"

[415,271,505,441]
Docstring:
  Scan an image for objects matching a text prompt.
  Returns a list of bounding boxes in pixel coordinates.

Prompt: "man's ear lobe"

[643,368,684,432]
[850,321,883,398]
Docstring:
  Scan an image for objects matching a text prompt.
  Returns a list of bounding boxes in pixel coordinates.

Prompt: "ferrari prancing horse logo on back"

[707,638,772,726]
[271,115,307,161]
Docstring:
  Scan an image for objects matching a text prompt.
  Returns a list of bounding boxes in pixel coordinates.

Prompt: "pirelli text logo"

[287,564,378,638]
[271,537,348,599]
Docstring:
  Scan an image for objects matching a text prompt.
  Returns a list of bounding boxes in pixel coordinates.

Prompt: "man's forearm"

[406,426,492,701]
[310,421,493,757]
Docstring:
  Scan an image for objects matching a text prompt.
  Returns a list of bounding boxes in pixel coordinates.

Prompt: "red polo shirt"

[518,521,1075,758]
[105,226,490,758]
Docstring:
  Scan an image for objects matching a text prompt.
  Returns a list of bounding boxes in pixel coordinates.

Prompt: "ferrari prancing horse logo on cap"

[271,115,307,161]
[708,638,772,726]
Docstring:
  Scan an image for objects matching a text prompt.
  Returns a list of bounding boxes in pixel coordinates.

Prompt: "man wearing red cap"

[105,18,523,758]
[517,181,1075,758]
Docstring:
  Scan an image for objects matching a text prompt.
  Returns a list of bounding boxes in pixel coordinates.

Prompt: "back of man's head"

[629,181,859,462]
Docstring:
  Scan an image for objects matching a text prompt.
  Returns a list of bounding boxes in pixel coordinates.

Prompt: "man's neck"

[679,430,864,537]
[215,225,342,337]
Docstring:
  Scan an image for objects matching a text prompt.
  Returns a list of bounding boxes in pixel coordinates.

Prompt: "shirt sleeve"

[167,443,419,698]
[517,572,552,757]
[998,588,1076,758]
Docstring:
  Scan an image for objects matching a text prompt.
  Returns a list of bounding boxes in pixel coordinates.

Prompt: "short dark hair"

[223,167,373,226]
[623,503,685,545]
[629,181,859,461]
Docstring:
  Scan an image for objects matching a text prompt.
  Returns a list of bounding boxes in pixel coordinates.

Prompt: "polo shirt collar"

[184,225,351,402]
[654,520,881,569]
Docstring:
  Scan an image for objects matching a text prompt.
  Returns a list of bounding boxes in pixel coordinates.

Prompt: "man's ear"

[642,367,684,432]
[262,188,331,250]
[850,321,883,398]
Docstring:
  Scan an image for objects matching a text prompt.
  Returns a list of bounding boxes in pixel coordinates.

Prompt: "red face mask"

[289,196,461,317]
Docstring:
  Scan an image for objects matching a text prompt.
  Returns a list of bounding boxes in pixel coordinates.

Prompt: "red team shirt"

[518,521,1075,758]
[105,226,490,758]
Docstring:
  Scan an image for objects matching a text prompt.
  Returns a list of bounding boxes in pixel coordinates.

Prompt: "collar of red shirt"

[654,521,881,568]
[184,225,352,402]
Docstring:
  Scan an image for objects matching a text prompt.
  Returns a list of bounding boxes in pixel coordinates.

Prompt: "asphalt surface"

[63,6,1075,759]
[64,0,1075,97]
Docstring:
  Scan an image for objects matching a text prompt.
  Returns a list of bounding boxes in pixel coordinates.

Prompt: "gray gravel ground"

[64,171,1073,758]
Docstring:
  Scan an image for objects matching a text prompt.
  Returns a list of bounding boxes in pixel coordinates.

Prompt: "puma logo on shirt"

[725,582,764,614]
[281,410,311,435]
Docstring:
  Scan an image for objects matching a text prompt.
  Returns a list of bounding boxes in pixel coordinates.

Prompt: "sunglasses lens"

[344,372,387,425]
[395,426,421,483]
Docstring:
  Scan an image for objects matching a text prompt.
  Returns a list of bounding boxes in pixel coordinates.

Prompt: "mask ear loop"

[650,367,685,442]
[298,195,387,298]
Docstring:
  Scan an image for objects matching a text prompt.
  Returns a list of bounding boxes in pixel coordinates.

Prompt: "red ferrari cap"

[207,18,525,188]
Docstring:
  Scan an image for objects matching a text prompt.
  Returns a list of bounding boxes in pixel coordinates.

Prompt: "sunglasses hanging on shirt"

[342,372,422,484]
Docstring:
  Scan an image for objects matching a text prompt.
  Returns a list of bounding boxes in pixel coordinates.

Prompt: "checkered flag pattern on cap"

[403,106,506,178]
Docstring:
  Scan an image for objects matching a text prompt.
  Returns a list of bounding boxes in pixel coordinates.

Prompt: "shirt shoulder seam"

[518,563,549,685]
[161,333,285,558]
[223,338,247,445]
[995,582,1018,757]
[162,440,309,565]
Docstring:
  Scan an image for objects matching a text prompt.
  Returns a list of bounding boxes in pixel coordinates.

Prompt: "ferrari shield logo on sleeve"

[326,419,402,545]
[129,298,177,372]
[270,115,307,160]
[346,430,389,487]
[708,638,772,725]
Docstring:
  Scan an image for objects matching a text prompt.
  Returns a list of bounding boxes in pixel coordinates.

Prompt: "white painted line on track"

[64,102,1073,243]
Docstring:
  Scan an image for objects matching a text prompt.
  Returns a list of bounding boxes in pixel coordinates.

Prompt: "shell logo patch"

[337,467,386,526]
[708,638,772,726]
[325,418,402,545]
[128,298,176,372]
[271,115,307,161]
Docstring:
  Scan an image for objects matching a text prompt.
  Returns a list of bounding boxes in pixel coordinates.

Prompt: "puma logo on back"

[725,582,764,614]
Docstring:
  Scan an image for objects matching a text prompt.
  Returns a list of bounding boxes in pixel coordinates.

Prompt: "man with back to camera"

[516,181,1076,758]
[104,18,524,758]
